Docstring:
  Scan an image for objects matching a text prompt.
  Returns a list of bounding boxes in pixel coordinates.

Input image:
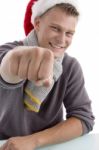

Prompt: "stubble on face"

[34,7,78,58]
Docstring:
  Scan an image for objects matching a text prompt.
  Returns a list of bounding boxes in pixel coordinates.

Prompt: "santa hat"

[24,0,79,36]
[24,0,37,35]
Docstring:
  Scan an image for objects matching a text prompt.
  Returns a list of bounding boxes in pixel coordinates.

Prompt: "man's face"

[34,7,78,58]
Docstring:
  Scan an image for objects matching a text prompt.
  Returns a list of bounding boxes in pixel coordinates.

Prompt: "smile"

[49,42,64,49]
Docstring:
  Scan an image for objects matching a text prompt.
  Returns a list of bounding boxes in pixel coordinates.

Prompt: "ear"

[34,17,41,31]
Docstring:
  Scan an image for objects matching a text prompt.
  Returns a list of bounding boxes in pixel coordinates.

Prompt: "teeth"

[50,42,63,49]
[52,44,61,49]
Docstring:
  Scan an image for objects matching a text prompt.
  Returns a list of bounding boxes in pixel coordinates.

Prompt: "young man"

[0,0,95,150]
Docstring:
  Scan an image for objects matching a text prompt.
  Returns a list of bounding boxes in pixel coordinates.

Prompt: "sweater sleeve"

[63,57,95,135]
[0,41,25,89]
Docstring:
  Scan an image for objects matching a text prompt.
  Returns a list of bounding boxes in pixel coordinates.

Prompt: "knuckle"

[34,47,42,58]
[8,51,15,61]
[44,50,54,60]
[8,138,17,148]
[8,138,14,144]
[8,50,19,63]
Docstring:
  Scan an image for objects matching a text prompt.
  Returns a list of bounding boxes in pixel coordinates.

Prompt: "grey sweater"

[0,41,95,140]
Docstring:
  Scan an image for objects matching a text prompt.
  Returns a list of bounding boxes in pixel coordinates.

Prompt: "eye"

[50,26,60,32]
[66,32,74,37]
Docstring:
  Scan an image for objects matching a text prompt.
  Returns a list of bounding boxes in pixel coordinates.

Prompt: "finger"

[38,50,54,80]
[17,55,30,79]
[35,75,53,87]
[35,80,51,87]
[27,48,43,81]
[43,77,53,87]
[9,52,20,76]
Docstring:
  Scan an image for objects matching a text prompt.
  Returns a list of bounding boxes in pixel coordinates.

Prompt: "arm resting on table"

[33,117,83,148]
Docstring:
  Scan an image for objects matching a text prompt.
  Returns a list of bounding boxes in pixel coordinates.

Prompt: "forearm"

[0,117,83,150]
[32,117,83,148]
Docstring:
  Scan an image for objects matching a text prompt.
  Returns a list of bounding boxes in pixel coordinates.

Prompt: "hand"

[0,46,54,86]
[0,135,37,150]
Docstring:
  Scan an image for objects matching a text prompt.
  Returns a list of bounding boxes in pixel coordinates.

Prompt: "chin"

[53,52,63,58]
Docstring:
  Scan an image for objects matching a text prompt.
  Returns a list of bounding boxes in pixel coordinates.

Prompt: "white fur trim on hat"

[31,0,79,24]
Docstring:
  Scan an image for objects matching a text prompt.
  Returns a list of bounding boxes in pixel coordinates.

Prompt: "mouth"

[49,42,65,50]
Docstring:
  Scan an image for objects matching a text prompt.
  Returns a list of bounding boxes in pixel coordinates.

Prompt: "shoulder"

[0,41,24,53]
[62,53,84,81]
[63,53,81,69]
[0,41,23,49]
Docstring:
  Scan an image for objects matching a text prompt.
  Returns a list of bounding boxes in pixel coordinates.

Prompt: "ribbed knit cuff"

[24,80,54,112]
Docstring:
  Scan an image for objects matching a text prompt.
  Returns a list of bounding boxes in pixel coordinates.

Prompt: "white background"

[0,0,99,133]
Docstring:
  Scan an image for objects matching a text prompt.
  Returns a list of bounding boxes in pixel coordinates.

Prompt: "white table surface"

[0,134,99,150]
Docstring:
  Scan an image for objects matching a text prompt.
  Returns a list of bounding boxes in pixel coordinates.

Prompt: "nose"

[55,32,66,46]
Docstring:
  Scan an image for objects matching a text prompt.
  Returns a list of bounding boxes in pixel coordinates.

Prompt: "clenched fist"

[0,46,54,86]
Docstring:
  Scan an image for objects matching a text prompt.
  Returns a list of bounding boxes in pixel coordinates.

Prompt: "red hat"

[24,0,38,36]
[24,0,79,36]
